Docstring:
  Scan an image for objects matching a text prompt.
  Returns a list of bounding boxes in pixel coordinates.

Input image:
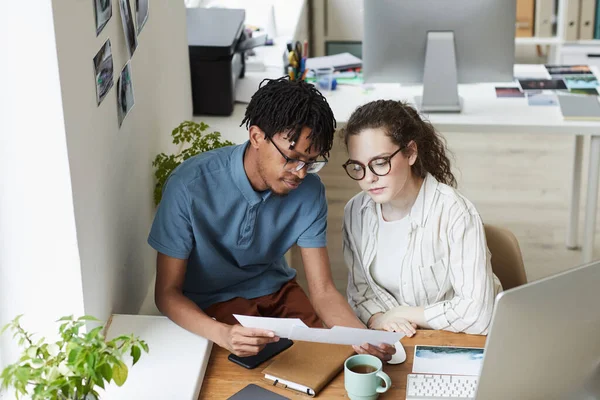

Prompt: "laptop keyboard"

[406,373,478,399]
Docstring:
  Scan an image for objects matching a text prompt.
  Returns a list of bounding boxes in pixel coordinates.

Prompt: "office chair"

[485,224,528,290]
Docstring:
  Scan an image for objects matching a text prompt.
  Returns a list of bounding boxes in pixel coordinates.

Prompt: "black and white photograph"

[94,0,112,36]
[136,0,149,35]
[119,0,138,57]
[117,61,135,127]
[93,39,114,105]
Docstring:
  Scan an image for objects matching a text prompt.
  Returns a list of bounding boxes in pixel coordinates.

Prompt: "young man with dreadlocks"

[148,78,395,361]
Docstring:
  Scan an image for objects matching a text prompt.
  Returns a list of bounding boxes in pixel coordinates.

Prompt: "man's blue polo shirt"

[148,142,327,309]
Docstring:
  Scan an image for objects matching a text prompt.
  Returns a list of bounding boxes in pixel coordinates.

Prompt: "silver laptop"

[476,260,600,399]
[407,261,600,399]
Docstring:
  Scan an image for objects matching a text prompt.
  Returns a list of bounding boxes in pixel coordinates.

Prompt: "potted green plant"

[0,315,148,400]
[152,120,234,205]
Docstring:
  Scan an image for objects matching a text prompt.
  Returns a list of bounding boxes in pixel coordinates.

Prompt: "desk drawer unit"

[559,44,600,70]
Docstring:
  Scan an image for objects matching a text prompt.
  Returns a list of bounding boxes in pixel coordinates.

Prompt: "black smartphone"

[228,338,293,369]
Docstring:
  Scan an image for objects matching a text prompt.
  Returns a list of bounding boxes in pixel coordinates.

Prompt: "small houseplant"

[152,120,234,205]
[0,315,148,400]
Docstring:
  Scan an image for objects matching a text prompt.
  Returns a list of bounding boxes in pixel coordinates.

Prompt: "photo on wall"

[94,0,112,36]
[119,0,137,57]
[136,0,149,35]
[117,61,135,127]
[93,39,114,106]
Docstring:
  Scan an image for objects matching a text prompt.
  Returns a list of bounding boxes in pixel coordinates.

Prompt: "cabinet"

[312,0,362,57]
[559,44,600,67]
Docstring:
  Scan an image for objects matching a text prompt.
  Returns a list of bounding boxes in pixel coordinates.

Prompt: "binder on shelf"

[516,0,536,37]
[579,0,597,40]
[563,0,581,41]
[534,0,555,37]
[594,0,600,39]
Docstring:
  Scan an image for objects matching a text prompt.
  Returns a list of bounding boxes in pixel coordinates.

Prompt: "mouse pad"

[227,384,290,400]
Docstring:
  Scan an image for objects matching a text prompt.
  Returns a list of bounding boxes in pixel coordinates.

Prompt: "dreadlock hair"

[340,100,457,188]
[240,77,336,157]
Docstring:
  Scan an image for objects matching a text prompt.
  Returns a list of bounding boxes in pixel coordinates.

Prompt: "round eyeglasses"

[342,147,404,181]
[269,138,328,174]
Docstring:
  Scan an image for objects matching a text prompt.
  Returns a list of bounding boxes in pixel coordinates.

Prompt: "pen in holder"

[285,40,309,82]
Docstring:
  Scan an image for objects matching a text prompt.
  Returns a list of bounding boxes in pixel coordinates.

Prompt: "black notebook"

[228,384,290,400]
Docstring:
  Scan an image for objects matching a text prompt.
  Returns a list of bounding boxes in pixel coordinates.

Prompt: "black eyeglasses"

[342,147,404,181]
[269,138,328,174]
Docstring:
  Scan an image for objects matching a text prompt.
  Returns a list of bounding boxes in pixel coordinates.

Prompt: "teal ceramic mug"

[344,354,392,400]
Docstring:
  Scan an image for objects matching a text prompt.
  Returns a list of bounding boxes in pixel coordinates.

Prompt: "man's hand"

[352,342,396,362]
[218,324,280,357]
[368,308,418,337]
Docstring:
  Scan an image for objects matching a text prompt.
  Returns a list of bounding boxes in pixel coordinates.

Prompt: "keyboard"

[406,373,478,400]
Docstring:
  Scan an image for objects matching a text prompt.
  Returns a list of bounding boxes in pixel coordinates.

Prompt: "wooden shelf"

[516,37,600,46]
[567,39,600,45]
[516,36,562,45]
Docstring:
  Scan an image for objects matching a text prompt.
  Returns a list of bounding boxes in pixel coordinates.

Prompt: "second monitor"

[363,0,516,113]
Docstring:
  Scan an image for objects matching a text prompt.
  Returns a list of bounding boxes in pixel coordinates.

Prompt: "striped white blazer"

[343,173,502,335]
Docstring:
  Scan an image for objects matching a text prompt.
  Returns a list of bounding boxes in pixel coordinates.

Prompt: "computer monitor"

[474,261,600,399]
[363,0,516,113]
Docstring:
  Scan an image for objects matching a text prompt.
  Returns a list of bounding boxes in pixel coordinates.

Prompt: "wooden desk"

[198,330,486,399]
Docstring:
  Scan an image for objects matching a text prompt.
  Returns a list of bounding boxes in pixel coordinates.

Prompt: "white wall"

[0,0,86,371]
[50,0,193,322]
[0,0,192,376]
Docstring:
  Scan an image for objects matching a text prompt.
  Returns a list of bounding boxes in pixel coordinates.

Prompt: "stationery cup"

[315,67,335,91]
[344,354,391,400]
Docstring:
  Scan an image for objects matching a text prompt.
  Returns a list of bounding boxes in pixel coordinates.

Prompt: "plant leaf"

[98,363,113,382]
[131,345,141,365]
[86,326,104,340]
[0,322,11,336]
[112,361,128,386]
[95,376,105,389]
[140,341,149,353]
[77,315,101,322]
[68,347,81,364]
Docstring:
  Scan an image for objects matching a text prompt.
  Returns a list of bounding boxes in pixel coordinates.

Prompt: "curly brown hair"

[340,100,456,187]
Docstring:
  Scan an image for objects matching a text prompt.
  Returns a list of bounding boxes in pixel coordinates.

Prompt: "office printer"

[186,7,266,116]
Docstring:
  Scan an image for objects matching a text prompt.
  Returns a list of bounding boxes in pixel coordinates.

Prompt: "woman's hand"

[368,309,418,337]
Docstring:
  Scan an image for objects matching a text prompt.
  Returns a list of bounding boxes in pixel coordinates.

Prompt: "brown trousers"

[204,279,323,328]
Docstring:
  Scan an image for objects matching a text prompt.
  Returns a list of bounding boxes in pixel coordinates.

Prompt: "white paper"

[412,345,484,376]
[233,314,307,338]
[233,315,402,346]
[289,325,403,346]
